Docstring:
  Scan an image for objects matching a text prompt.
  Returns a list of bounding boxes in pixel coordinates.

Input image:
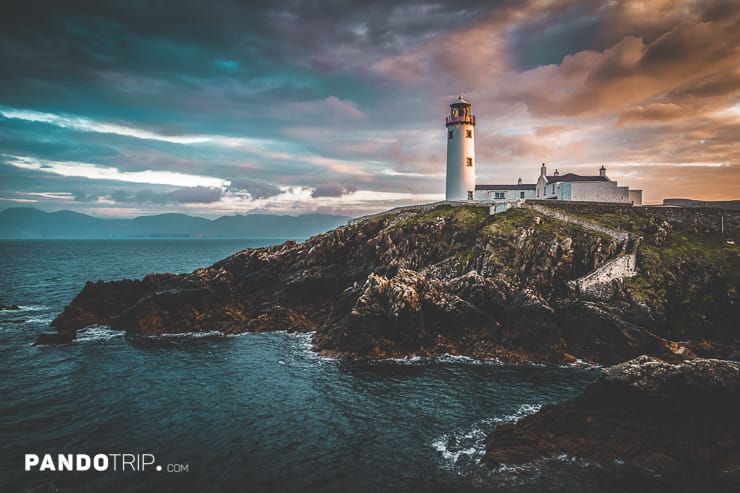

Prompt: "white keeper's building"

[443,95,642,205]
[474,178,536,201]
[535,163,642,205]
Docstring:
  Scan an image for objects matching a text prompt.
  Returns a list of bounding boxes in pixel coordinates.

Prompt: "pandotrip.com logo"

[25,454,189,473]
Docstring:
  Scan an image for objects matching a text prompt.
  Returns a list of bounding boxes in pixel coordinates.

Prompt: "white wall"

[475,189,536,201]
[445,122,475,200]
[570,182,630,202]
[538,178,565,199]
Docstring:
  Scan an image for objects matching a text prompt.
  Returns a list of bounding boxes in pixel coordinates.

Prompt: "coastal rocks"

[34,331,75,345]
[485,356,740,472]
[37,204,738,366]
[0,303,20,310]
[601,355,740,392]
[556,301,692,365]
[647,219,671,247]
[315,268,519,360]
[50,269,249,338]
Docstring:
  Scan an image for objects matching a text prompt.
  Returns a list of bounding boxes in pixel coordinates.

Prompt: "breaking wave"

[432,403,543,474]
[76,325,125,342]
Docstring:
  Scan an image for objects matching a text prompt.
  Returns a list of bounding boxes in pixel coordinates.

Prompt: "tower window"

[448,130,453,140]
[467,191,473,200]
[465,130,472,138]
[466,157,473,167]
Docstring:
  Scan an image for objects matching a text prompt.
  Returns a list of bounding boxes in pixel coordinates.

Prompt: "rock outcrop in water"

[485,355,740,472]
[39,202,739,365]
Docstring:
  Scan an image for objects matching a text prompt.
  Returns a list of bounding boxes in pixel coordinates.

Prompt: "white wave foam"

[493,403,542,424]
[76,326,124,342]
[282,331,339,362]
[551,453,595,469]
[436,353,503,365]
[6,304,49,312]
[387,354,424,363]
[153,330,224,338]
[432,426,489,469]
[0,305,54,326]
[384,353,503,365]
[290,331,313,347]
[21,315,54,324]
[560,358,601,369]
[432,403,543,473]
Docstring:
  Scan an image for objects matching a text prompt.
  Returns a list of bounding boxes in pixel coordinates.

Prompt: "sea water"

[1,240,735,492]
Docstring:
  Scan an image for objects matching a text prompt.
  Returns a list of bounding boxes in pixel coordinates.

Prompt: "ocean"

[0,239,731,492]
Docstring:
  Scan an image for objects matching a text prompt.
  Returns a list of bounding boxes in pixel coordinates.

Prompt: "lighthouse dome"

[451,94,471,106]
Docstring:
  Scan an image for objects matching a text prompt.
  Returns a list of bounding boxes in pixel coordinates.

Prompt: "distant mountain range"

[0,207,350,239]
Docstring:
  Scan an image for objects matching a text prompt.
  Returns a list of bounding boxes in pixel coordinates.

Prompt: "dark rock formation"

[485,356,740,472]
[34,331,75,345]
[0,304,20,310]
[39,204,739,365]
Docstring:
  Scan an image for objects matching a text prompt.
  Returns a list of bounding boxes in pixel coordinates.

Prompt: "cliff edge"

[39,203,739,365]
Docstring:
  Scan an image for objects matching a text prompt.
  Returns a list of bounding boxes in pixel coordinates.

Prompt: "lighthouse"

[445,94,476,201]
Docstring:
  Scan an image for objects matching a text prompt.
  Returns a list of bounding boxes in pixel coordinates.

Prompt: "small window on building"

[467,191,473,200]
[448,130,453,140]
[466,129,472,138]
[551,184,555,193]
[520,191,525,199]
[466,157,473,167]
[494,192,505,199]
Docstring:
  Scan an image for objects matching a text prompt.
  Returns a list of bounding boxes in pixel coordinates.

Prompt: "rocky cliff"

[485,355,740,472]
[39,203,740,365]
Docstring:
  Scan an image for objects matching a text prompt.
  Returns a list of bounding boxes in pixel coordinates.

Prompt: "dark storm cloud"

[508,0,740,118]
[508,3,605,70]
[168,186,223,203]
[76,187,224,204]
[0,1,504,116]
[311,183,359,198]
[0,115,122,164]
[1,0,738,216]
[227,179,282,199]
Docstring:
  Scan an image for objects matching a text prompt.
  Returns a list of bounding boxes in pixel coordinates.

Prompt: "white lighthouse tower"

[445,94,476,201]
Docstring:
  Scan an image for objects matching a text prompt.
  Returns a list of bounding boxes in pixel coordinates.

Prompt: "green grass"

[481,207,611,244]
[397,204,489,232]
[566,210,654,234]
[656,230,734,264]
[626,224,738,314]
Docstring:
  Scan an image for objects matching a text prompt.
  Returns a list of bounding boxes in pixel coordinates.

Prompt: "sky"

[0,0,738,218]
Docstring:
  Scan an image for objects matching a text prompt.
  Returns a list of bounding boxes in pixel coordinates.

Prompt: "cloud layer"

[0,0,738,217]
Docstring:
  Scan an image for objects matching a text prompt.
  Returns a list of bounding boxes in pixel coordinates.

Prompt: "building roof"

[451,94,471,106]
[545,173,609,183]
[476,184,536,191]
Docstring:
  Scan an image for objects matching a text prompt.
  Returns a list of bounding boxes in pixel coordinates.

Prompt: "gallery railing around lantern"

[445,115,476,126]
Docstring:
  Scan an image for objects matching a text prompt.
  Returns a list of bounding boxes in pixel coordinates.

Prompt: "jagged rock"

[601,354,740,392]
[0,304,20,310]
[34,331,75,345]
[37,204,739,365]
[556,301,692,365]
[485,356,740,472]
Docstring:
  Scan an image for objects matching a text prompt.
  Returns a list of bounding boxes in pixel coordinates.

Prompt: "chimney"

[554,169,559,177]
[600,165,606,178]
[517,177,522,185]
[540,163,546,177]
